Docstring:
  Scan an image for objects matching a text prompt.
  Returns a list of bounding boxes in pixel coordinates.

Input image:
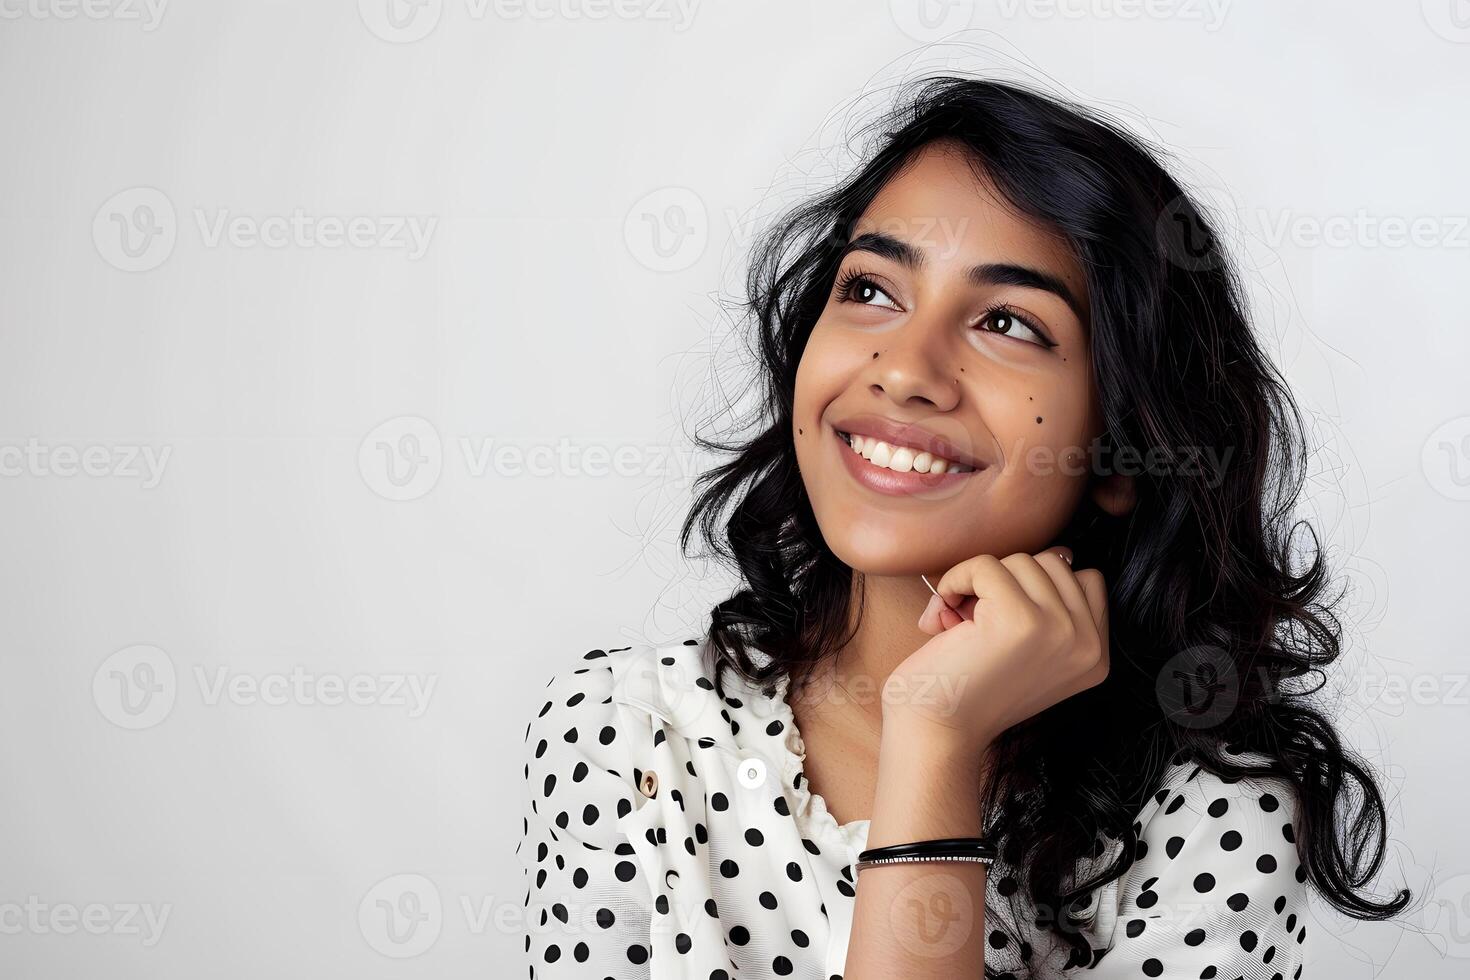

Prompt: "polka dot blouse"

[517,637,1310,978]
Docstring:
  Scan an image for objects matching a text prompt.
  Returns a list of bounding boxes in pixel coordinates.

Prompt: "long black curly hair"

[678,74,1410,965]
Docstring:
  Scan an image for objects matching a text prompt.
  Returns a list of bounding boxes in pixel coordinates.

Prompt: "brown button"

[638,770,658,798]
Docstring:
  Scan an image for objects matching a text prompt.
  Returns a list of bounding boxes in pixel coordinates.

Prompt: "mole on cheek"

[798,428,803,435]
[873,352,879,359]
[1036,416,1043,424]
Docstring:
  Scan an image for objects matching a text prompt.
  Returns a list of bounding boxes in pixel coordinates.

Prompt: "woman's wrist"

[881,699,999,762]
[867,713,994,848]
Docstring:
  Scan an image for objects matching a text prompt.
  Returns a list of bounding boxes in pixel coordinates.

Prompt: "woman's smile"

[830,419,988,498]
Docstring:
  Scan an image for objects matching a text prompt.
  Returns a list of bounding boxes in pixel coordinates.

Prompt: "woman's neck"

[791,570,945,737]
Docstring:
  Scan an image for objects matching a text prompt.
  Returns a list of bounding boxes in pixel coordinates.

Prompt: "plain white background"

[2,1,1467,976]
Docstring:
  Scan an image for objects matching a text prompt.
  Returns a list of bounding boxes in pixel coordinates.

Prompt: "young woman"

[516,76,1410,978]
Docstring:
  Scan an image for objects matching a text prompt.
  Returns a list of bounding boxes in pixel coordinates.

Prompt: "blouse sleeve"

[1088,766,1309,979]
[516,655,654,978]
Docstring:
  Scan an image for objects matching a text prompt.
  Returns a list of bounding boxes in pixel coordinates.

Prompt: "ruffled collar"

[608,633,871,855]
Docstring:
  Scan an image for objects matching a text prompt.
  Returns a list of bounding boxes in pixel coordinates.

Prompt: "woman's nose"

[865,311,964,410]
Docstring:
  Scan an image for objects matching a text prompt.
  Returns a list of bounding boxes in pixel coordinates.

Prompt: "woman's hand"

[883,547,1110,755]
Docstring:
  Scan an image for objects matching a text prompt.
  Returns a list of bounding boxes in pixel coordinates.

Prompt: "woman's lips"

[832,424,979,497]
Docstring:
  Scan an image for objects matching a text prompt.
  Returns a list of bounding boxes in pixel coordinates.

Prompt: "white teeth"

[843,432,974,474]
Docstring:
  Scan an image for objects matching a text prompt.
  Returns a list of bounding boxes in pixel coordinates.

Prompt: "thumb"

[1074,568,1108,633]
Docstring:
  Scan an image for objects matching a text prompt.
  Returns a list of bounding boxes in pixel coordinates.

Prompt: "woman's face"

[793,139,1109,577]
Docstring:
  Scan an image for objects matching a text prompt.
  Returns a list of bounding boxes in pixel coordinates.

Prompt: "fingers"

[1034,549,1095,634]
[925,547,1106,646]
[998,549,1070,618]
[934,553,1029,619]
[1074,566,1109,636]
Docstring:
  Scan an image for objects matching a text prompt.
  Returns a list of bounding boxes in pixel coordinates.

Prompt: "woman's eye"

[977,309,1052,348]
[840,275,900,311]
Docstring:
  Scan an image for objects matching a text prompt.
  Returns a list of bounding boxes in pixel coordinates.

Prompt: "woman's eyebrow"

[839,230,1085,323]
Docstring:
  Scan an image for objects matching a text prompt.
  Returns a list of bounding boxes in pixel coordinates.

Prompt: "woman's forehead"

[851,142,1087,296]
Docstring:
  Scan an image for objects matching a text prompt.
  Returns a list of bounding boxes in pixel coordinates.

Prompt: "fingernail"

[921,593,941,623]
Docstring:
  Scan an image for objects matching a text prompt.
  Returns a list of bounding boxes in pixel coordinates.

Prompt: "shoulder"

[1138,749,1301,845]
[519,636,732,772]
[1124,747,1306,899]
[520,643,647,763]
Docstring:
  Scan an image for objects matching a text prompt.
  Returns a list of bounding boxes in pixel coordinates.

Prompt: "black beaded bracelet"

[857,836,998,864]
